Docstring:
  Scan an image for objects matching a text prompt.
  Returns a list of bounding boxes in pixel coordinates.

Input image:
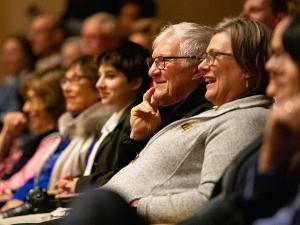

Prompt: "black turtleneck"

[117,83,212,171]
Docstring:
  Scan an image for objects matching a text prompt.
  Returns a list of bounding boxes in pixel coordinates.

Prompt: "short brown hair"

[215,17,272,94]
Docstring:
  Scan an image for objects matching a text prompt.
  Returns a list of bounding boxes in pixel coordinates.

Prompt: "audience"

[0,35,35,122]
[28,13,65,71]
[0,69,65,202]
[4,2,300,225]
[176,12,300,225]
[8,21,213,225]
[0,56,111,215]
[240,0,287,30]
[62,17,272,225]
[55,40,151,195]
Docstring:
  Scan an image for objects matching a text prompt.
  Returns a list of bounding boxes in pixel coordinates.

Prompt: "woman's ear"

[130,78,143,91]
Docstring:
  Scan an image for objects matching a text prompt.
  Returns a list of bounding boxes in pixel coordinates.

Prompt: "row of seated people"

[0,15,273,225]
[56,7,300,225]
[1,0,287,125]
[0,1,297,224]
[0,6,164,123]
[0,39,149,209]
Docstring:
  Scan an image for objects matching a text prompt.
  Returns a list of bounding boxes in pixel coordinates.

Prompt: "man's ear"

[192,67,203,81]
[130,78,143,91]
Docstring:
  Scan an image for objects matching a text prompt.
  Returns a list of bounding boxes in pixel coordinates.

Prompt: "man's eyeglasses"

[202,51,233,66]
[60,75,90,85]
[146,56,200,70]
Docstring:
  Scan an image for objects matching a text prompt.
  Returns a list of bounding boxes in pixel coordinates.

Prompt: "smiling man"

[129,22,212,142]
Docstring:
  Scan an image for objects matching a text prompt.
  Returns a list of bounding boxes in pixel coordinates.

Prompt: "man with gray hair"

[81,12,120,56]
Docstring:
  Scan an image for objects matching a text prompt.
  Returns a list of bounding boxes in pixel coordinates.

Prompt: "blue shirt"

[13,136,71,201]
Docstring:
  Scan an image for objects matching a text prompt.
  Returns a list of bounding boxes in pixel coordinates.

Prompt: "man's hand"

[130,87,162,140]
[258,94,300,173]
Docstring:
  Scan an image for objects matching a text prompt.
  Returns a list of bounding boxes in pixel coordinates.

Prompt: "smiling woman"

[199,17,271,106]
[0,69,65,200]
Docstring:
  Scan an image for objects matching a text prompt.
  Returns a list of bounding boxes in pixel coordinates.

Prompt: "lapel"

[94,100,138,160]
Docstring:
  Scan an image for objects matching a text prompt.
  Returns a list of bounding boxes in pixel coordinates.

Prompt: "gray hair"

[85,12,119,37]
[153,22,213,64]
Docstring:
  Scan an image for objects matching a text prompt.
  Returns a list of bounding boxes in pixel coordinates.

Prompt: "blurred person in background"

[0,69,65,203]
[28,13,65,71]
[117,0,157,38]
[61,0,124,36]
[240,0,287,30]
[60,37,82,69]
[0,35,35,123]
[129,18,165,52]
[80,12,120,57]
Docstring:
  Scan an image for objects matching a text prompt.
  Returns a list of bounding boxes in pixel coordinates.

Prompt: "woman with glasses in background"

[0,69,64,204]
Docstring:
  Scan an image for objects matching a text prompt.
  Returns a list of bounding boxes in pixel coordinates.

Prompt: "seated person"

[0,34,35,122]
[0,56,111,212]
[0,69,65,200]
[55,40,151,193]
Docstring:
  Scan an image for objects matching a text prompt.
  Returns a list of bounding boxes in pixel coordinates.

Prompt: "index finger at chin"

[143,87,155,102]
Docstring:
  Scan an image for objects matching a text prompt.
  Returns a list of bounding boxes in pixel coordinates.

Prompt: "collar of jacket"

[58,102,112,138]
[198,95,272,118]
